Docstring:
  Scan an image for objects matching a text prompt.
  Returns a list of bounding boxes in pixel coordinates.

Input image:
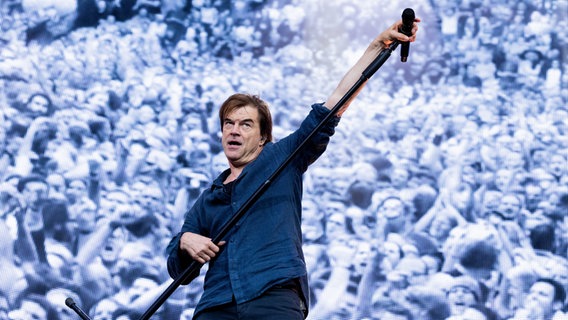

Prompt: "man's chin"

[227,156,248,167]
[224,151,241,161]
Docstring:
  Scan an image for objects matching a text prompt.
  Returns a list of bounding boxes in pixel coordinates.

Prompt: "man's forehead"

[226,105,259,120]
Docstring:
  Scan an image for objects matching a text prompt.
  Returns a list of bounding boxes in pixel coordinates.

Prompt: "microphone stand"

[66,40,401,320]
[137,40,401,320]
[65,298,92,320]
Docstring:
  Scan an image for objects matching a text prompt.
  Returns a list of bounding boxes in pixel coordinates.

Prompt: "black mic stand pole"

[134,40,401,320]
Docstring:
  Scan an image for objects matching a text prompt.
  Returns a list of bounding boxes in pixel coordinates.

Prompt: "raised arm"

[324,18,420,116]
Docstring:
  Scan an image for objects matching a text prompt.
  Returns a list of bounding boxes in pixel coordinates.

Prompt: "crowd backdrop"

[0,0,567,319]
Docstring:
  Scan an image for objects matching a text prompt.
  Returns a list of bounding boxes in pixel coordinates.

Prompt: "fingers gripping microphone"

[65,298,92,320]
[400,8,415,62]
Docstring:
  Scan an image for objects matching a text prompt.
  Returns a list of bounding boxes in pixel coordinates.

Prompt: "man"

[8,293,56,320]
[45,288,82,320]
[487,192,530,249]
[513,278,566,320]
[166,17,420,319]
[15,174,51,263]
[446,276,482,317]
[445,240,499,304]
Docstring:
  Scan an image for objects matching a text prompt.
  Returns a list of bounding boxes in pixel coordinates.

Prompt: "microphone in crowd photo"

[65,297,92,320]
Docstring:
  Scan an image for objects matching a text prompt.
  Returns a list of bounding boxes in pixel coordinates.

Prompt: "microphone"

[400,8,415,62]
[65,297,92,320]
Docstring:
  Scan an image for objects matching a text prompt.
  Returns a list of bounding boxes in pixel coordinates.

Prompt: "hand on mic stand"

[400,8,415,62]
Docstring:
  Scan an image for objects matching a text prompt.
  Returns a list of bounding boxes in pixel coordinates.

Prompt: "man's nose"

[230,125,240,135]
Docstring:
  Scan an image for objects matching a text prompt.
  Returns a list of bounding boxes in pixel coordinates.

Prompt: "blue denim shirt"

[166,103,339,318]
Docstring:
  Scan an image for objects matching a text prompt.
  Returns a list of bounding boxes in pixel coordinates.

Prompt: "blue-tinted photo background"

[0,0,567,319]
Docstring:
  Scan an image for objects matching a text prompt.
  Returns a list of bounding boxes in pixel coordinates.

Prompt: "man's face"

[379,198,405,219]
[379,198,406,233]
[117,243,160,282]
[494,169,513,192]
[330,175,351,200]
[324,201,345,218]
[325,213,346,239]
[92,299,119,320]
[28,95,49,114]
[46,293,76,320]
[129,277,158,301]
[352,242,373,275]
[99,191,130,219]
[222,106,264,168]
[75,205,97,233]
[537,173,557,192]
[22,181,49,210]
[66,180,86,202]
[532,150,549,168]
[10,300,47,320]
[396,257,427,285]
[429,213,454,240]
[100,227,127,265]
[391,168,409,189]
[447,286,477,316]
[525,183,543,211]
[503,151,525,171]
[525,281,557,318]
[311,168,330,193]
[139,187,164,213]
[497,194,521,220]
[549,155,566,177]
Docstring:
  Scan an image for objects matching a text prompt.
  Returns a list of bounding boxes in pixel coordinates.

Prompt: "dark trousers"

[195,285,305,320]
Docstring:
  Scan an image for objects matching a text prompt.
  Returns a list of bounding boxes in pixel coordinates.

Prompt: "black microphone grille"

[401,8,415,35]
[65,297,75,307]
[402,8,415,21]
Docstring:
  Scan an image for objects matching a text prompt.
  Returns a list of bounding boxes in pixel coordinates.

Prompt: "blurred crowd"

[0,0,567,319]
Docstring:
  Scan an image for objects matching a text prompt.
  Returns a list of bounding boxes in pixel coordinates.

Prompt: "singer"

[166,16,420,320]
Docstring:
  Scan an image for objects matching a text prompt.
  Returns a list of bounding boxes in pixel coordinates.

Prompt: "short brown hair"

[218,93,273,143]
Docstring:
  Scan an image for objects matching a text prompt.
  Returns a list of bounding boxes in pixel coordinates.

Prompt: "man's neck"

[225,163,246,184]
[224,170,241,184]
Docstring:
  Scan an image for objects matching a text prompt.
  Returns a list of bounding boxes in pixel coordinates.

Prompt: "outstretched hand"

[375,17,421,49]
[324,15,421,113]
